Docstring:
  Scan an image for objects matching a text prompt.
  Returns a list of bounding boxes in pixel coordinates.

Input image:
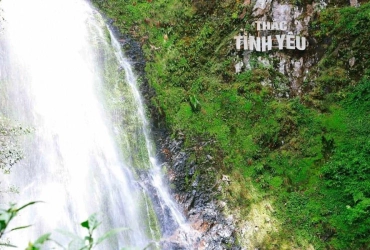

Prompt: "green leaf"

[353,192,365,203]
[0,243,17,247]
[189,95,201,112]
[34,233,51,244]
[80,220,89,229]
[0,213,11,223]
[16,201,43,212]
[81,213,100,231]
[67,239,86,250]
[95,227,128,245]
[9,224,32,232]
[0,221,6,231]
[55,229,83,241]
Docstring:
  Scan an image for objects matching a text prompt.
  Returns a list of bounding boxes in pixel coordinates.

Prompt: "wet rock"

[107,23,166,129]
[350,0,358,7]
[113,11,241,250]
[242,0,330,96]
[235,61,244,73]
[222,175,230,183]
[253,0,272,16]
[157,135,241,249]
[349,57,356,67]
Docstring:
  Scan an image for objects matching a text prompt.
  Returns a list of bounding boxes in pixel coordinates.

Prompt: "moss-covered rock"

[94,0,370,248]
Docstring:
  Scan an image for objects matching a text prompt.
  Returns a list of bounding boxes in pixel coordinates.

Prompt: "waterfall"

[0,0,192,248]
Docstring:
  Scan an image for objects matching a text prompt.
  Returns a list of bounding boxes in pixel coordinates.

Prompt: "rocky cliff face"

[117,1,320,249]
[111,0,367,249]
[239,0,365,98]
[158,135,240,249]
[152,1,332,248]
[112,23,241,249]
[154,1,365,249]
[239,0,329,96]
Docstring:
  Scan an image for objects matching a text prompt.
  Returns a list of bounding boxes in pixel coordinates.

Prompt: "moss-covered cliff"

[93,0,370,249]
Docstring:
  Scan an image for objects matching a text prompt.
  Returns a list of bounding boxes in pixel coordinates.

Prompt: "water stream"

[0,0,192,248]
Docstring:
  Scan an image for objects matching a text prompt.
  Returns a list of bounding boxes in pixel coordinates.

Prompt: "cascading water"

[0,0,195,248]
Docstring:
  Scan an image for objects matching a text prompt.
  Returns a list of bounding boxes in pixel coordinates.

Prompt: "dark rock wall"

[110,22,241,249]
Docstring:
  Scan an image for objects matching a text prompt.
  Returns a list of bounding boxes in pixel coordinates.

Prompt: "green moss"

[140,192,162,243]
[94,0,370,248]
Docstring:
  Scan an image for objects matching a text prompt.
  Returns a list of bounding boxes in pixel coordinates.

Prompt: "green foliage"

[0,203,130,250]
[52,214,128,250]
[189,95,201,112]
[94,0,370,248]
[319,75,370,249]
[26,233,52,250]
[313,2,370,85]
[0,202,41,247]
[0,118,30,174]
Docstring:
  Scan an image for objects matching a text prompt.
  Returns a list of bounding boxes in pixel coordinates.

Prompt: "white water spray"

[0,0,194,248]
